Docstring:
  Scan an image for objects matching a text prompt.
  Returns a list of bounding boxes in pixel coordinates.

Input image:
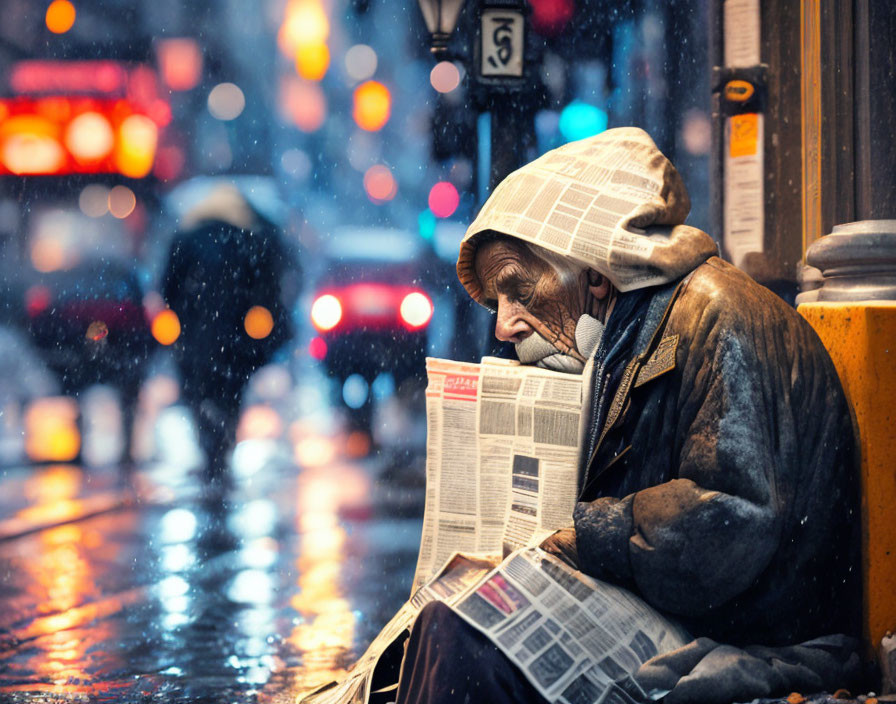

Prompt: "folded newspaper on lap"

[297,357,690,704]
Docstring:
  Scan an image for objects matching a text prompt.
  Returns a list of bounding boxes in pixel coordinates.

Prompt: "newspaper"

[453,548,690,704]
[298,552,500,704]
[298,356,691,704]
[456,129,719,306]
[413,356,587,592]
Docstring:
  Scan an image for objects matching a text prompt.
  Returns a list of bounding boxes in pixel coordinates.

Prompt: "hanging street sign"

[480,8,524,78]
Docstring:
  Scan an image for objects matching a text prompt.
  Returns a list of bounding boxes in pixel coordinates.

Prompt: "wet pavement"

[0,399,426,703]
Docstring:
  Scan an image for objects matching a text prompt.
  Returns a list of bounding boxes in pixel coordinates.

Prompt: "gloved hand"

[539,527,579,570]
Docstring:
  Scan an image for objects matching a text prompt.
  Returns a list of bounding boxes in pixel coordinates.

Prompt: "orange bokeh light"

[363,164,397,203]
[295,42,330,81]
[24,397,81,462]
[352,80,391,132]
[46,0,76,34]
[151,309,181,346]
[244,305,274,339]
[115,113,157,178]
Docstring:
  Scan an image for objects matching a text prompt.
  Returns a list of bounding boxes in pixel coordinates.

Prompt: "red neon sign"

[1,60,170,177]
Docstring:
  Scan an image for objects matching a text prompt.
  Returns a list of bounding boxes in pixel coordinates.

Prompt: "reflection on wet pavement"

[0,409,424,702]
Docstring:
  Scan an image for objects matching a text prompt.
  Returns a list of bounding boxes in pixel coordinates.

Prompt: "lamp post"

[417,0,466,58]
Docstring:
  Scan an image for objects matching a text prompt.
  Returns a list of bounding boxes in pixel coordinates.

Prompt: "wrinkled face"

[474,238,587,362]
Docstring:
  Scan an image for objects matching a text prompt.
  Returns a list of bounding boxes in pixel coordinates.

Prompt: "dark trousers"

[395,602,549,704]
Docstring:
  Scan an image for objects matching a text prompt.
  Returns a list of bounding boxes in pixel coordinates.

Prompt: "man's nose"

[495,300,532,343]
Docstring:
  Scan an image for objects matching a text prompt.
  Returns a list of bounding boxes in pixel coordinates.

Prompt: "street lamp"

[417,0,465,57]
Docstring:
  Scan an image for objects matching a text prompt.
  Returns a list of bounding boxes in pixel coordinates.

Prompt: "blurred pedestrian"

[161,185,296,471]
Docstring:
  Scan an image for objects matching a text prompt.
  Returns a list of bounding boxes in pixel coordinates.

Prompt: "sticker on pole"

[729,113,760,157]
[724,112,764,268]
[480,9,524,78]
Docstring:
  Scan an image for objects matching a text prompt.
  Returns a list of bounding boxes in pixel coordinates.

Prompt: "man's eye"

[510,288,534,306]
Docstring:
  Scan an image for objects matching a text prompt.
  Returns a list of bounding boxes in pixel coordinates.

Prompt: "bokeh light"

[278,0,330,58]
[207,82,246,121]
[428,181,460,218]
[418,209,437,240]
[400,292,433,329]
[558,101,608,142]
[115,114,158,178]
[64,112,114,162]
[342,375,369,409]
[529,0,575,37]
[30,239,66,273]
[308,336,327,360]
[24,398,80,462]
[244,306,274,339]
[363,165,397,203]
[346,130,379,172]
[311,294,342,331]
[157,38,203,91]
[281,148,312,180]
[1,125,66,175]
[296,42,330,81]
[280,78,327,132]
[152,309,181,346]
[430,61,461,93]
[682,109,712,156]
[352,81,391,132]
[78,184,109,218]
[45,0,76,34]
[108,185,136,219]
[344,44,377,82]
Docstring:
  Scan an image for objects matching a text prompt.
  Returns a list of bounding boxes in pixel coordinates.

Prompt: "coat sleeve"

[574,295,785,617]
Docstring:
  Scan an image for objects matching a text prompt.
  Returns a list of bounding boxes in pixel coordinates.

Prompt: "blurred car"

[23,258,152,458]
[309,227,434,397]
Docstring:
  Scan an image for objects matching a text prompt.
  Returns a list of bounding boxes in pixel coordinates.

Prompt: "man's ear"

[587,269,611,299]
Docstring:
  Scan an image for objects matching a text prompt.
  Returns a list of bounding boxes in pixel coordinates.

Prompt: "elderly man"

[393,128,860,704]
